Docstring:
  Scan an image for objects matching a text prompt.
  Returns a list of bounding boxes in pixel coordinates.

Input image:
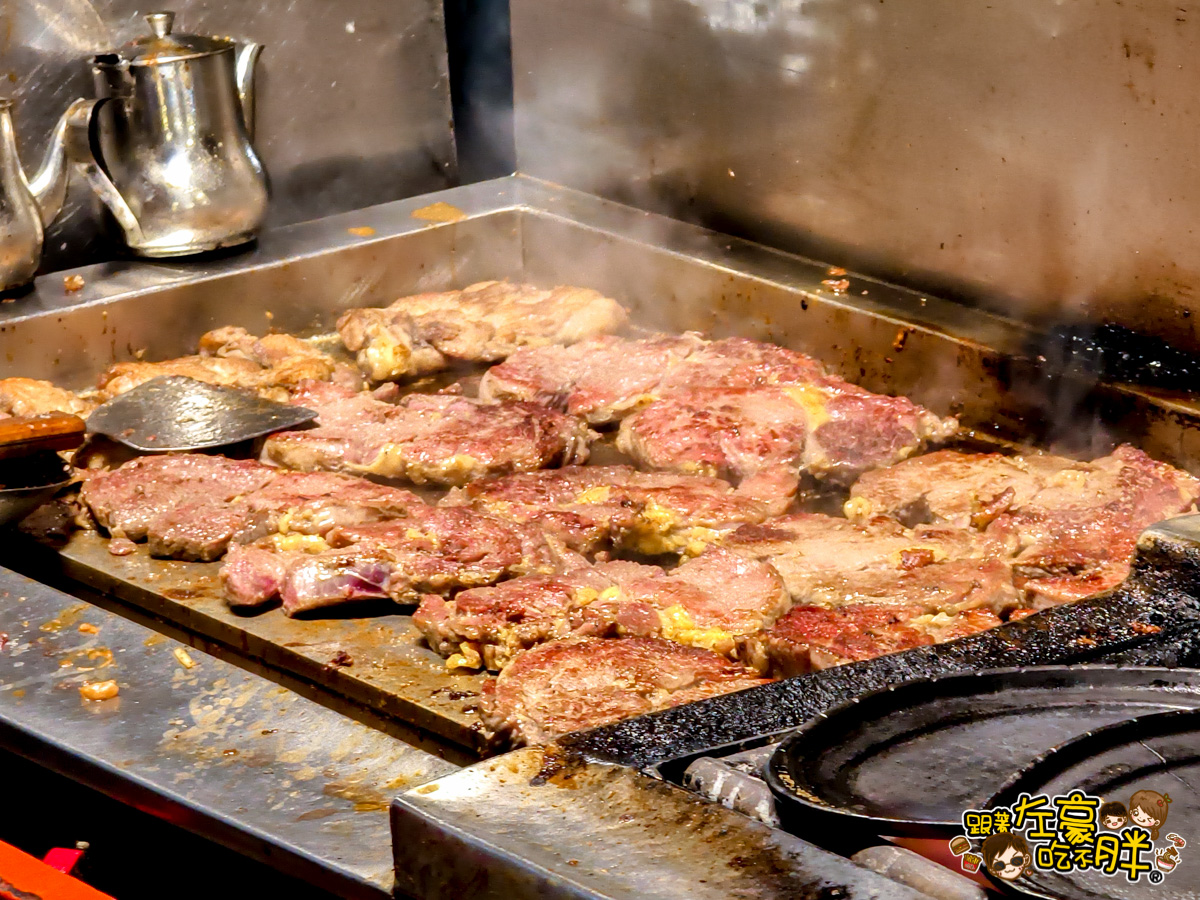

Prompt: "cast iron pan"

[984,708,1199,899]
[764,666,1200,840]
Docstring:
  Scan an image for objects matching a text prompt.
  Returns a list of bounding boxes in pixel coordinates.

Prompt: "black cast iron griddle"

[984,708,1200,899]
[761,666,1200,841]
[86,376,318,452]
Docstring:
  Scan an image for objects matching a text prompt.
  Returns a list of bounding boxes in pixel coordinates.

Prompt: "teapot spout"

[234,41,264,141]
[28,98,97,228]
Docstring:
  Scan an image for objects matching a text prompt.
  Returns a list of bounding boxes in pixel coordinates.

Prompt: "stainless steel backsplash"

[510,0,1200,345]
[4,0,456,273]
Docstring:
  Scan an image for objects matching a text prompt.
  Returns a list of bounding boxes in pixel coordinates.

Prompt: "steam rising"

[501,0,1200,353]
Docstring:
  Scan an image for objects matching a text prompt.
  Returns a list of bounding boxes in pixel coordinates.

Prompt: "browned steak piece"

[617,382,957,489]
[198,327,324,367]
[480,334,826,425]
[413,548,789,670]
[480,334,706,424]
[414,569,599,670]
[337,281,628,381]
[80,454,420,561]
[724,511,1021,675]
[221,509,561,615]
[739,603,1006,677]
[263,382,593,486]
[97,356,264,401]
[657,336,829,393]
[846,449,1075,526]
[80,455,276,554]
[0,378,93,417]
[722,512,1016,605]
[150,469,421,559]
[96,327,354,402]
[848,445,1200,606]
[479,636,771,746]
[485,334,955,488]
[442,465,790,556]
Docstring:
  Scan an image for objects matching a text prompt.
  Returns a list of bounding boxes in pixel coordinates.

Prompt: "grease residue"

[411,202,467,224]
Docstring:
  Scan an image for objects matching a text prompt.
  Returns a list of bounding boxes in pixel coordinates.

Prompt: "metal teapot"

[0,98,95,292]
[77,11,268,257]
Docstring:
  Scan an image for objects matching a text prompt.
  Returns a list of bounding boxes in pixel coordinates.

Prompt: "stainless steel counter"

[392,748,931,900]
[0,565,460,899]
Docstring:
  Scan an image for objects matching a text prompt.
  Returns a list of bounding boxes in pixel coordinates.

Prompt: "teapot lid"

[115,12,233,65]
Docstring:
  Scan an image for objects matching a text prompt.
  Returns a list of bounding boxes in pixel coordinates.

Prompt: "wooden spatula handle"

[0,412,87,459]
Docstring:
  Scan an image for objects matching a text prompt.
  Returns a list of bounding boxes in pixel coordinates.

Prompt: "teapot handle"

[67,97,144,243]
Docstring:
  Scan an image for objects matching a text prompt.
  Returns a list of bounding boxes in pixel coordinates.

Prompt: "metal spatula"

[86,376,318,452]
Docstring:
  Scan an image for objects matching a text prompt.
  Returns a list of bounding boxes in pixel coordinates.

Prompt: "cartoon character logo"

[1099,800,1128,830]
[982,831,1033,881]
[1129,790,1172,841]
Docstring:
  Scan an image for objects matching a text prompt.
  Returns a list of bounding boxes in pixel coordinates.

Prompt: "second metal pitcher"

[78,11,268,257]
[0,97,95,291]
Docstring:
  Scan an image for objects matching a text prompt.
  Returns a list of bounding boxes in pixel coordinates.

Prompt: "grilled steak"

[847,445,1200,605]
[617,383,956,488]
[739,603,1005,677]
[97,327,353,402]
[81,455,276,554]
[479,333,706,423]
[263,382,593,486]
[413,548,789,669]
[0,378,92,417]
[721,512,1015,604]
[81,454,420,561]
[480,334,830,424]
[442,465,791,556]
[337,281,629,381]
[485,334,954,487]
[221,510,561,614]
[479,636,771,746]
[724,512,1020,674]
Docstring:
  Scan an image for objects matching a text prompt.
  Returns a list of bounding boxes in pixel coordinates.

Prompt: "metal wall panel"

[4,0,456,272]
[510,0,1200,345]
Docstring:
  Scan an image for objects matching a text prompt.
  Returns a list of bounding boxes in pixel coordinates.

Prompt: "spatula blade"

[87,376,318,452]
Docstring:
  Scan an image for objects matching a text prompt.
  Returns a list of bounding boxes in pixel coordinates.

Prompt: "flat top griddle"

[17,450,1200,761]
[11,177,1200,900]
[12,425,1028,756]
[8,185,1200,765]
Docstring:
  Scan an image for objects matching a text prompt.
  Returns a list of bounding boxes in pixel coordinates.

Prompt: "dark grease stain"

[530,743,588,787]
